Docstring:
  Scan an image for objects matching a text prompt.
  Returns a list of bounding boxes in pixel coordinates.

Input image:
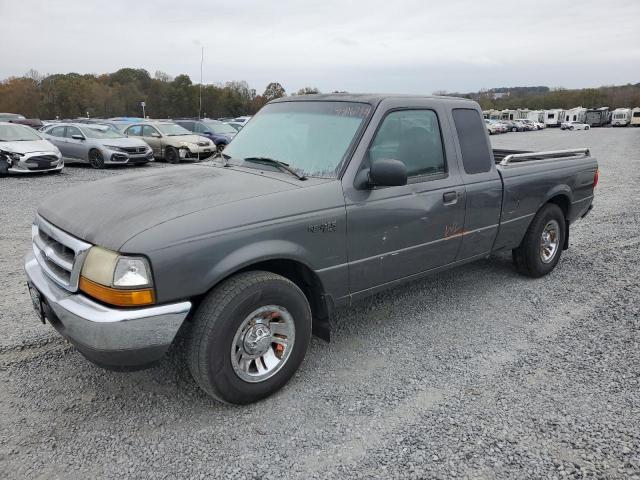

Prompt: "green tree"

[263,82,286,101]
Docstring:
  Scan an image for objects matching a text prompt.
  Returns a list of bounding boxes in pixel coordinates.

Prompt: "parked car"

[0,122,63,175]
[225,122,244,132]
[0,113,26,122]
[561,121,590,131]
[485,119,497,135]
[174,119,237,152]
[24,94,598,404]
[0,112,44,130]
[231,115,252,125]
[518,119,538,131]
[41,123,153,168]
[123,121,215,162]
[504,120,525,132]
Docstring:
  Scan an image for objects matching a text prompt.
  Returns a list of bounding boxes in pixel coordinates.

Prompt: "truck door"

[343,107,466,294]
[450,108,502,260]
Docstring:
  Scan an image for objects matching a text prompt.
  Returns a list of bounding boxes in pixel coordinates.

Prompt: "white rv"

[563,107,587,123]
[500,109,518,121]
[631,107,640,127]
[611,108,631,127]
[526,110,544,122]
[544,109,565,127]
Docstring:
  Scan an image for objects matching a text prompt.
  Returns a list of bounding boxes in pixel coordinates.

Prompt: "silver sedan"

[41,123,153,168]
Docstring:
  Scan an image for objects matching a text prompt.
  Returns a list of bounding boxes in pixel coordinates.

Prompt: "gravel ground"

[1,128,639,479]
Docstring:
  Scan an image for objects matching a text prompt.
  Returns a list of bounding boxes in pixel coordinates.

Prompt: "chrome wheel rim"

[231,305,295,383]
[540,220,560,263]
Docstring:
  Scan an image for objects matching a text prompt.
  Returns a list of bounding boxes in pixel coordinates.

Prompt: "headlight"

[104,145,125,152]
[79,246,155,306]
[180,142,196,149]
[10,152,23,161]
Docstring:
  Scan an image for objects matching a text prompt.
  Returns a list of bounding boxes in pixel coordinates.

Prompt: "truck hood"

[0,139,59,155]
[37,164,299,250]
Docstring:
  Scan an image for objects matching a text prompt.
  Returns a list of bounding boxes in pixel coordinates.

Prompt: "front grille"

[32,215,92,292]
[121,146,147,154]
[25,155,58,170]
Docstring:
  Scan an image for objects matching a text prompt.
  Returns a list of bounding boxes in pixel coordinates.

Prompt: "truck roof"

[270,93,474,107]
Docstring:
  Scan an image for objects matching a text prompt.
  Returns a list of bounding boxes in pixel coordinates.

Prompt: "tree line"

[444,84,640,111]
[0,67,638,119]
[0,68,321,120]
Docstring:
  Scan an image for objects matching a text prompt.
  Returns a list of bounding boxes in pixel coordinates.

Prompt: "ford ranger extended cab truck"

[24,95,598,404]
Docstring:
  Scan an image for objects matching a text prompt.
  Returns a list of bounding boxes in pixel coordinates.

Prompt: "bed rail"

[498,148,590,166]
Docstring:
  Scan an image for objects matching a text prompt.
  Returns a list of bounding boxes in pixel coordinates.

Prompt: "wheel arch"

[544,191,571,250]
[193,244,333,341]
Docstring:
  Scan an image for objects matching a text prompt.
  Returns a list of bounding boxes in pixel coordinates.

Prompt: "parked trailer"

[544,109,565,127]
[631,107,640,127]
[611,108,631,127]
[482,109,502,120]
[563,107,587,124]
[500,109,518,121]
[586,107,610,127]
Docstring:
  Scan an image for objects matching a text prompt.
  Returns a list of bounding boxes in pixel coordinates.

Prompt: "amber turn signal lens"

[79,276,155,307]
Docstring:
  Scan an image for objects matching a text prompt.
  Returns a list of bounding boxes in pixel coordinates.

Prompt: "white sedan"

[0,122,63,175]
[562,121,591,131]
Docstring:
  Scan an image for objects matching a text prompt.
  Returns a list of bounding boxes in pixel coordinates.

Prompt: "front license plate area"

[27,283,45,324]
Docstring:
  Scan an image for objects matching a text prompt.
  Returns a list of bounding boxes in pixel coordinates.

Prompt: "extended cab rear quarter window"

[452,108,492,174]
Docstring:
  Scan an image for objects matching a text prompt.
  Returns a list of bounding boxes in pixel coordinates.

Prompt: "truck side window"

[369,110,445,178]
[452,109,492,174]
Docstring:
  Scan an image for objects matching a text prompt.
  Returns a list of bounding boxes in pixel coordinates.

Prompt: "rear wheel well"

[547,194,570,249]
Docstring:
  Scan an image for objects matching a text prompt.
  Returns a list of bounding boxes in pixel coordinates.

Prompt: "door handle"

[443,191,458,204]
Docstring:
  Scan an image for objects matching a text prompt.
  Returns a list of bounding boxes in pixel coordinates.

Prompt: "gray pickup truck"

[24,94,598,404]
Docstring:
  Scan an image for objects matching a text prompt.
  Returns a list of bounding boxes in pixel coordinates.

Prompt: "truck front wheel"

[187,271,312,404]
[512,203,566,278]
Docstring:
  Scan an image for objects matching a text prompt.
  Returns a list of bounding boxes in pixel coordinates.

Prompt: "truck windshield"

[222,101,372,178]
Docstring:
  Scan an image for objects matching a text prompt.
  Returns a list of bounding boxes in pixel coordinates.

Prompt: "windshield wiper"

[243,157,307,180]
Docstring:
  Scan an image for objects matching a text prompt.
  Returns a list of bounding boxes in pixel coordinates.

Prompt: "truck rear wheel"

[512,203,566,278]
[187,271,312,404]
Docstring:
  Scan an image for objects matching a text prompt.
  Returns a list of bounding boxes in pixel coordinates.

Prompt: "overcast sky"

[1,0,639,95]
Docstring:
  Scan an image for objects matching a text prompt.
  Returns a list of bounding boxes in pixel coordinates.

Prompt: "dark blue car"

[174,119,237,151]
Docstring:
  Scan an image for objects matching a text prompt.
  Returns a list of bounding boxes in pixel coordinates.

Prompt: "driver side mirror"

[203,131,213,135]
[71,134,85,140]
[355,159,407,189]
[150,132,162,138]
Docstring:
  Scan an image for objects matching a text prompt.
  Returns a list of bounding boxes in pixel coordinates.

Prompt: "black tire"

[512,203,566,278]
[512,127,517,132]
[165,147,180,164]
[88,149,105,169]
[585,126,590,130]
[187,271,312,404]
[569,126,575,131]
[216,142,227,153]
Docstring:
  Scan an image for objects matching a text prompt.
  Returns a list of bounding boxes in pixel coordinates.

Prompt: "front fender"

[201,239,318,293]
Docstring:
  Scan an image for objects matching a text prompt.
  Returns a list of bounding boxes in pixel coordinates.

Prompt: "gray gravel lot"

[1,128,639,479]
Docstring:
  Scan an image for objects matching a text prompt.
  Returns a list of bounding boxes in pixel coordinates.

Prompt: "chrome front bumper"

[24,252,191,369]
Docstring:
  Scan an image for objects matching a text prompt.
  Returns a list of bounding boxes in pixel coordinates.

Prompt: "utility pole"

[199,46,204,119]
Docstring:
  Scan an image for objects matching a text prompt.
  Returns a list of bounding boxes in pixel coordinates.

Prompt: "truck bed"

[490,147,597,253]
